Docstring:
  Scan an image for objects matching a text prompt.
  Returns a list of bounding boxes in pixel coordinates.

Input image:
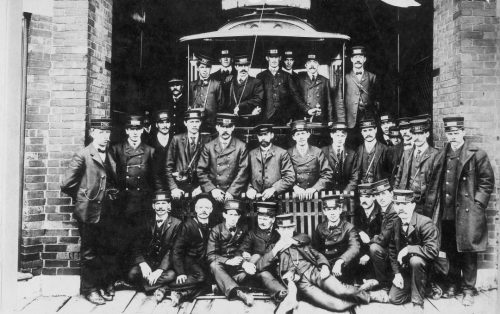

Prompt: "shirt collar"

[127,138,141,149]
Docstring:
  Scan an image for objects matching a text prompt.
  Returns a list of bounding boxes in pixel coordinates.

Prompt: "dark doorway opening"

[111,0,433,126]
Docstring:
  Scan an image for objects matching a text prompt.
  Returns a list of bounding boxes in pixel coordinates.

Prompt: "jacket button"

[466,208,469,212]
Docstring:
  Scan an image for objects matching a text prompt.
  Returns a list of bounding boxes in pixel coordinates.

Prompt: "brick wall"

[433,0,499,269]
[21,0,113,275]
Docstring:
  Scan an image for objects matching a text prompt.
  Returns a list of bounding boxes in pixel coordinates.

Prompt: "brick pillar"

[21,0,113,275]
[433,0,499,269]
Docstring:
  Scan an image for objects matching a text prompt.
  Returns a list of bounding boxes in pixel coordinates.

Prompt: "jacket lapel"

[406,212,418,236]
[89,144,104,168]
[456,142,474,183]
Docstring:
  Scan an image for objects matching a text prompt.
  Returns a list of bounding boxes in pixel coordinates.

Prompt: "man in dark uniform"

[127,193,182,302]
[394,118,438,214]
[61,118,119,305]
[238,202,288,303]
[424,117,494,306]
[189,54,224,134]
[151,110,172,193]
[398,117,414,151]
[165,110,208,217]
[335,46,380,147]
[388,190,439,313]
[356,119,391,184]
[165,77,188,135]
[353,183,383,289]
[170,194,214,306]
[227,55,263,127]
[287,120,333,201]
[388,126,402,146]
[256,214,372,312]
[246,124,295,201]
[379,113,396,146]
[141,112,154,146]
[321,122,359,193]
[210,49,236,84]
[281,49,299,81]
[312,195,361,284]
[207,200,254,306]
[197,113,249,224]
[368,179,400,290]
[296,52,333,123]
[389,123,406,185]
[111,116,158,228]
[256,48,306,125]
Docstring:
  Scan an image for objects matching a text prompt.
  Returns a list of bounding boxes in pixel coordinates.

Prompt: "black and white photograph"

[0,0,498,313]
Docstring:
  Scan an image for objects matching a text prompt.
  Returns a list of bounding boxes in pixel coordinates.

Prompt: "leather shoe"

[85,291,106,305]
[105,284,115,297]
[154,287,166,303]
[114,279,135,290]
[100,289,113,302]
[462,291,474,306]
[442,285,456,299]
[236,290,254,306]
[170,291,181,307]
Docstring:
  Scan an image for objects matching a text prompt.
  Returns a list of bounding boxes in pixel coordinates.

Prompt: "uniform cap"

[253,124,274,134]
[125,115,143,128]
[393,189,414,203]
[155,110,170,122]
[276,213,296,227]
[255,202,278,217]
[266,48,280,57]
[234,55,250,66]
[216,113,237,127]
[351,46,366,56]
[223,199,244,214]
[358,183,374,195]
[90,118,112,130]
[372,178,391,194]
[184,109,204,120]
[329,122,347,132]
[359,119,377,129]
[321,195,344,209]
[410,118,431,133]
[152,192,171,202]
[443,116,464,131]
[291,120,309,133]
[398,117,412,129]
[388,126,401,138]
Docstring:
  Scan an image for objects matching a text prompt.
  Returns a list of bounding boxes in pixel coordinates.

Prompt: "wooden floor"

[18,289,497,314]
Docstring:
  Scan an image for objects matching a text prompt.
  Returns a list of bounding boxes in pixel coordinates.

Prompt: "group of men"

[60,45,495,313]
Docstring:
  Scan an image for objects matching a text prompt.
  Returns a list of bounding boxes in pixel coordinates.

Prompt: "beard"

[260,140,271,147]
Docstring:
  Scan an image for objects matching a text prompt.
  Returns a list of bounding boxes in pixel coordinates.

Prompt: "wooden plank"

[122,292,148,314]
[133,294,159,314]
[294,300,348,314]
[209,298,247,314]
[250,299,276,314]
[426,295,467,314]
[190,299,213,314]
[176,301,196,314]
[468,290,496,314]
[91,290,136,314]
[58,295,97,314]
[20,296,70,313]
[152,299,181,314]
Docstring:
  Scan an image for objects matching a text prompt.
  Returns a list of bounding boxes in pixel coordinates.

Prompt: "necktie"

[312,75,316,81]
[329,226,335,231]
[415,150,421,161]
[229,227,236,233]
[239,78,244,84]
[403,222,409,232]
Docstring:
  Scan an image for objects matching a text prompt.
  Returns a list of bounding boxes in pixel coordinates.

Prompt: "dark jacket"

[389,142,405,185]
[238,227,281,256]
[151,133,173,192]
[389,212,439,275]
[210,68,236,85]
[165,133,209,191]
[288,145,333,191]
[227,76,264,116]
[312,220,361,266]
[296,72,334,123]
[172,218,210,275]
[335,70,379,128]
[189,78,224,133]
[197,136,249,197]
[162,93,188,135]
[424,141,495,252]
[356,141,392,184]
[371,203,400,248]
[61,144,118,223]
[132,215,182,270]
[110,141,157,215]
[256,69,306,124]
[207,223,248,264]
[394,146,439,205]
[354,205,383,255]
[248,145,295,194]
[321,145,359,192]
[256,234,330,280]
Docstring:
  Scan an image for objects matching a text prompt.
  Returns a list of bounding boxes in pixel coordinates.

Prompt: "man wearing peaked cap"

[424,116,494,306]
[356,118,392,184]
[210,49,236,85]
[353,183,384,290]
[165,75,188,135]
[388,189,439,312]
[227,54,263,127]
[61,117,119,305]
[297,51,334,124]
[256,213,374,312]
[388,126,402,146]
[207,199,254,306]
[237,201,288,303]
[288,120,333,201]
[334,45,380,148]
[189,53,223,134]
[246,123,295,202]
[321,121,359,193]
[150,110,173,193]
[281,49,298,79]
[312,194,362,284]
[394,118,438,214]
[197,113,249,224]
[257,47,307,125]
[368,178,400,290]
[398,117,414,151]
[379,113,396,146]
[165,109,209,213]
[126,192,182,302]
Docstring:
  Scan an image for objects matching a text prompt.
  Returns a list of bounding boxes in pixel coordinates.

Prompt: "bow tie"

[156,219,164,225]
[201,80,208,86]
[355,71,363,75]
[329,226,336,231]
[97,149,106,153]
[229,227,236,233]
